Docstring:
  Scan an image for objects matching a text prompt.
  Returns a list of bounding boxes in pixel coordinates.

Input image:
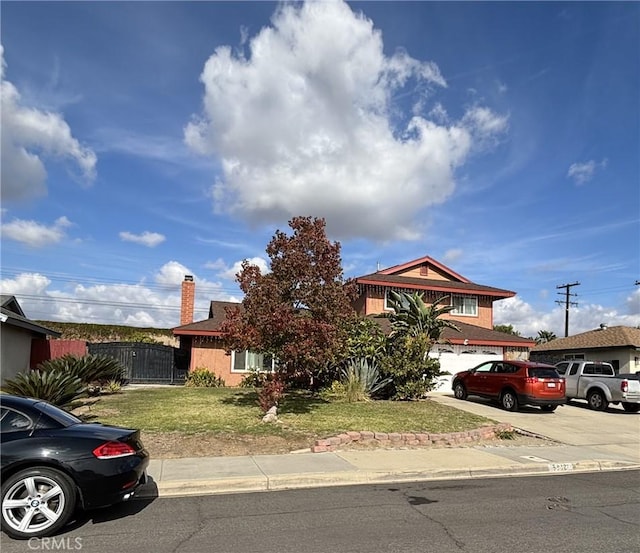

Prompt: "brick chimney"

[180,275,195,325]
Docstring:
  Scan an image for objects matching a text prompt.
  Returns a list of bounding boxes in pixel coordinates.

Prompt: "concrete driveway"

[430,393,640,463]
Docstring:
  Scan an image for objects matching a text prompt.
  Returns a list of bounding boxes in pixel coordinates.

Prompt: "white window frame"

[231,350,276,374]
[451,295,478,317]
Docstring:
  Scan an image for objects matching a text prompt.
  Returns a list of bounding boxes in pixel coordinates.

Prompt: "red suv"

[452,360,566,412]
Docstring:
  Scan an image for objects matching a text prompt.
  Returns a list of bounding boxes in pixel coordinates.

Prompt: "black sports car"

[1,394,149,540]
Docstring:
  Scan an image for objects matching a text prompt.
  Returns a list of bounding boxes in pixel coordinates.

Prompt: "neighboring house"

[174,255,534,388]
[530,325,640,374]
[0,295,61,385]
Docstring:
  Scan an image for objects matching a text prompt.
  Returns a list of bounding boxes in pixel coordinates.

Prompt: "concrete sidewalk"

[140,441,640,499]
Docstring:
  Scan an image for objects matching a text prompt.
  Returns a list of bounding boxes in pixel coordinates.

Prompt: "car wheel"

[500,390,518,412]
[587,390,607,411]
[540,404,557,412]
[1,467,77,540]
[622,402,640,413]
[453,382,467,400]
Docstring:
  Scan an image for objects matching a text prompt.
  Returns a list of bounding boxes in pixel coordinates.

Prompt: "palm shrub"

[2,370,85,409]
[340,358,392,402]
[37,354,125,387]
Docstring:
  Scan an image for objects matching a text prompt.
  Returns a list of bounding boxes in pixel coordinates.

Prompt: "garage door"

[430,350,503,392]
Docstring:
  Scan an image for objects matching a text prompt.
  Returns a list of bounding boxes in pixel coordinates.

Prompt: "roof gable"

[378,255,471,283]
[1,295,26,317]
[0,295,60,337]
[356,255,515,299]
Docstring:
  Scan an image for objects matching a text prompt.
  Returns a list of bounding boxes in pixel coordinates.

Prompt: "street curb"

[143,460,640,499]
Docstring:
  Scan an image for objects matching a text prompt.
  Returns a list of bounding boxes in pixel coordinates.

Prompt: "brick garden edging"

[311,423,513,453]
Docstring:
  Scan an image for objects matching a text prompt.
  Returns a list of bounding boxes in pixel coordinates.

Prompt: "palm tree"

[536,330,557,344]
[386,290,460,342]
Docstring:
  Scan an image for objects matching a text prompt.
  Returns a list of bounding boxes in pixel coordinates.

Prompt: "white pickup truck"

[555,360,640,412]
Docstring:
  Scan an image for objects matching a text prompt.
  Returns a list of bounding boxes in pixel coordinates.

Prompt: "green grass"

[86,387,495,439]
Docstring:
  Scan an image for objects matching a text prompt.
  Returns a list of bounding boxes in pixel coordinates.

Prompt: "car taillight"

[93,441,136,459]
[621,380,628,393]
[525,377,538,383]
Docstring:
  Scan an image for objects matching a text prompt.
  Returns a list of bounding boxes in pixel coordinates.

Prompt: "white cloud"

[185,0,506,241]
[119,231,166,248]
[461,106,509,145]
[206,256,270,280]
[567,158,608,185]
[154,261,194,287]
[1,216,72,247]
[1,46,97,202]
[0,264,235,327]
[428,103,449,124]
[0,272,51,296]
[494,295,640,338]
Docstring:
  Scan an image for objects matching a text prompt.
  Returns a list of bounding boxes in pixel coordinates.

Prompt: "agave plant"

[2,370,86,409]
[37,354,125,386]
[340,358,392,402]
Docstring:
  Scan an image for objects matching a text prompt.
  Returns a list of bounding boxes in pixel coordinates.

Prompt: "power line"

[0,267,242,295]
[555,282,580,337]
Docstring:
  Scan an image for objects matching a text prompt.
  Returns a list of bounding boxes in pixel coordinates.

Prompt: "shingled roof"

[173,301,241,336]
[357,273,514,299]
[532,326,640,352]
[370,316,534,348]
[0,295,61,338]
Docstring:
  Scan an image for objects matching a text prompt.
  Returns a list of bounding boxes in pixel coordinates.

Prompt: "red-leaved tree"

[221,216,357,388]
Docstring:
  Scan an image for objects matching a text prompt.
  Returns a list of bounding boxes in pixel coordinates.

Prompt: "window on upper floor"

[384,289,410,311]
[451,295,478,316]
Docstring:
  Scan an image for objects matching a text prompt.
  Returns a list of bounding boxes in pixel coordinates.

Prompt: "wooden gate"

[88,342,189,384]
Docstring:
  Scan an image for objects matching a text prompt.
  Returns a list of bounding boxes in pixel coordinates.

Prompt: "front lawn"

[87,387,495,440]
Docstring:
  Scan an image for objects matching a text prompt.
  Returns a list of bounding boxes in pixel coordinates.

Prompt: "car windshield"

[529,368,560,379]
[36,401,83,427]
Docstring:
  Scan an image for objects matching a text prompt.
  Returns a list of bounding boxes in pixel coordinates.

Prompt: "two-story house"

[173,255,534,388]
[352,255,535,388]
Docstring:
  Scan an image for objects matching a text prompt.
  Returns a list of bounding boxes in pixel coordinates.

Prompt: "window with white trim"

[451,295,478,316]
[232,351,276,373]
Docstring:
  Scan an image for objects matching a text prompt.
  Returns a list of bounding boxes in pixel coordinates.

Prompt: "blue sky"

[1,1,638,337]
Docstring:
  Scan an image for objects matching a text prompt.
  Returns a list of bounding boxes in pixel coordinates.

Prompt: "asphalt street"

[2,471,638,553]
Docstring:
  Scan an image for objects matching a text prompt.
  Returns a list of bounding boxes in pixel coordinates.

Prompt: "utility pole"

[556,282,580,337]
